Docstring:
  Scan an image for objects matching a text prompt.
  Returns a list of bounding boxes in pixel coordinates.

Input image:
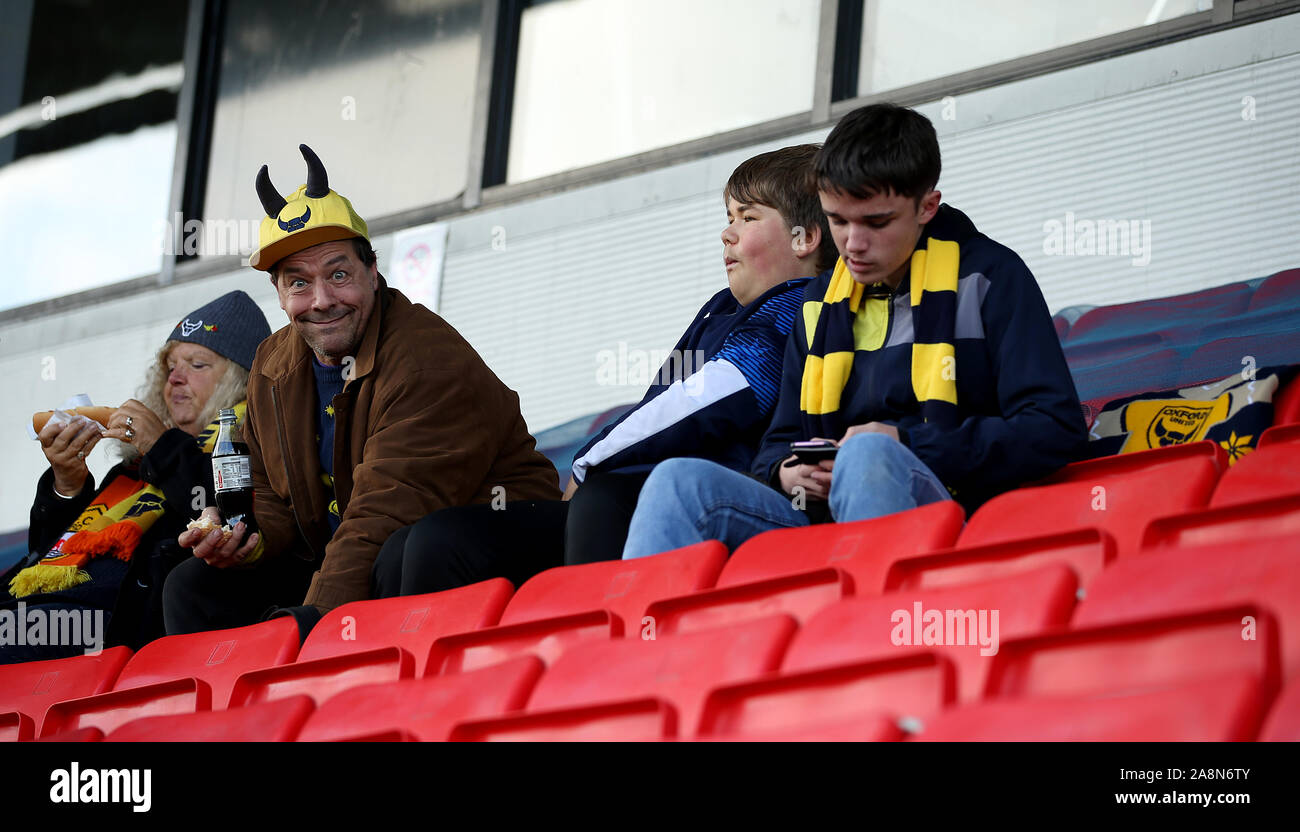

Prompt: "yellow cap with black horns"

[249,144,369,271]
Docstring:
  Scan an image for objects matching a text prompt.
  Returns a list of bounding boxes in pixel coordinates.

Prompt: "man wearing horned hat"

[165,145,559,635]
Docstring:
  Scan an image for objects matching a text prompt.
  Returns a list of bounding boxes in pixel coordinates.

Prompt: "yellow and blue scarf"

[800,239,961,435]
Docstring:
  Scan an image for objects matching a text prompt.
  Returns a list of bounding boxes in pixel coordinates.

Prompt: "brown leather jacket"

[244,277,560,611]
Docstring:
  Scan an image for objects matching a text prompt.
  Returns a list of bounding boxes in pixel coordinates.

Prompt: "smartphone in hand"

[783,440,839,467]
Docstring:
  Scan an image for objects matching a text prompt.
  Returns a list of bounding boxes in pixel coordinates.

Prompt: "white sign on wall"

[388,221,449,313]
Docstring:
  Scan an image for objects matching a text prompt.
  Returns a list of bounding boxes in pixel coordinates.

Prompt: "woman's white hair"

[114,342,250,464]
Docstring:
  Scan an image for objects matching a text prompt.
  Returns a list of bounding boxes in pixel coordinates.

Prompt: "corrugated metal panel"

[941,51,1300,312]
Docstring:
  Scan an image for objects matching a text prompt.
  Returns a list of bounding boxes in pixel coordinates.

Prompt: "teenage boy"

[622,103,1088,559]
[372,144,839,595]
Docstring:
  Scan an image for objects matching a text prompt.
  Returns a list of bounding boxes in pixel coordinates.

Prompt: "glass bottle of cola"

[211,408,257,535]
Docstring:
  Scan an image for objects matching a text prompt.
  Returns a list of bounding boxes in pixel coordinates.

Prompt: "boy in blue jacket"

[373,145,838,594]
[622,103,1088,559]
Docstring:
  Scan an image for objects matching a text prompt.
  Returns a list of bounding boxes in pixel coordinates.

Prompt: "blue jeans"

[622,433,952,559]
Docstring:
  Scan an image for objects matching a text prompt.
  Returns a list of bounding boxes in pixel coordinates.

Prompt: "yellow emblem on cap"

[249,144,369,271]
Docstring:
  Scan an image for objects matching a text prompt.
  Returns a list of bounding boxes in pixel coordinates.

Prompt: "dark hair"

[725,144,839,274]
[270,236,376,285]
[815,103,941,202]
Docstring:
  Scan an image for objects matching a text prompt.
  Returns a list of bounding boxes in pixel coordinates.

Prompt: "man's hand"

[102,399,166,454]
[561,476,579,502]
[840,422,900,444]
[178,506,260,569]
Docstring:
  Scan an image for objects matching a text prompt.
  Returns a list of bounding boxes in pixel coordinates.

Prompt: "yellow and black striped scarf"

[10,401,247,597]
[800,239,961,434]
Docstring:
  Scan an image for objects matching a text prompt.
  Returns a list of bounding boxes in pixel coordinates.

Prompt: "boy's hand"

[778,436,837,502]
[840,422,899,443]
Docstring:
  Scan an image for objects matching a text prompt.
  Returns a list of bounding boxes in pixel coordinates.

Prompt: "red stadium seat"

[1039,441,1227,486]
[0,711,34,742]
[450,698,677,742]
[36,726,104,742]
[644,568,852,636]
[427,541,726,674]
[1070,349,1181,405]
[295,579,513,676]
[514,615,797,737]
[697,653,954,739]
[883,529,1115,593]
[1181,334,1300,388]
[1258,423,1300,448]
[1259,677,1300,741]
[697,714,904,742]
[959,455,1218,558]
[986,605,1280,701]
[1248,268,1300,311]
[1209,442,1300,505]
[36,618,300,737]
[914,672,1266,741]
[228,646,415,708]
[297,656,543,742]
[1276,377,1300,425]
[1067,283,1251,342]
[1074,538,1300,678]
[0,646,130,736]
[715,501,965,591]
[785,565,1079,703]
[104,695,314,742]
[1063,332,1165,368]
[1141,494,1300,552]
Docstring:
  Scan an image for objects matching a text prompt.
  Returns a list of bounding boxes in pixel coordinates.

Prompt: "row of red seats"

[3,430,1296,741]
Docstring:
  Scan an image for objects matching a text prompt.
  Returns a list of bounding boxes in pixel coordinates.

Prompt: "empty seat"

[959,455,1218,558]
[1259,677,1300,741]
[1181,334,1300,388]
[1248,268,1300,311]
[1276,377,1300,425]
[1141,494,1300,553]
[914,672,1266,741]
[697,714,904,742]
[0,712,34,742]
[1067,283,1251,343]
[1259,423,1300,449]
[1074,538,1300,678]
[1209,442,1300,505]
[105,695,314,742]
[715,501,965,591]
[1041,441,1227,486]
[427,541,726,674]
[297,656,543,742]
[884,528,1115,593]
[226,580,515,705]
[786,565,1079,703]
[450,698,677,742]
[36,726,104,742]
[1070,350,1182,407]
[986,605,1279,701]
[295,579,513,676]
[495,615,797,738]
[645,568,851,637]
[1063,332,1166,369]
[37,618,300,737]
[697,653,953,739]
[0,646,130,736]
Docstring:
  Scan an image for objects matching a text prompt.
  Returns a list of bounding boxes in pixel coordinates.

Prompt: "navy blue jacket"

[572,278,811,481]
[752,205,1088,513]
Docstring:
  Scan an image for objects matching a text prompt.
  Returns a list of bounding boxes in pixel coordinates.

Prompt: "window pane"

[508,0,821,183]
[0,0,187,312]
[202,0,481,255]
[859,0,1210,95]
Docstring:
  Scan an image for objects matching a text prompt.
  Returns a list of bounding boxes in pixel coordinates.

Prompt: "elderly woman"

[1,291,270,663]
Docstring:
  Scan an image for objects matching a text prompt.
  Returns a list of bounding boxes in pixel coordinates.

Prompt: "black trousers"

[371,471,651,598]
[162,552,317,636]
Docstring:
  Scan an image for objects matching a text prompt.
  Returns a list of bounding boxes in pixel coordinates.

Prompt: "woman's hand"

[102,399,167,454]
[38,417,101,496]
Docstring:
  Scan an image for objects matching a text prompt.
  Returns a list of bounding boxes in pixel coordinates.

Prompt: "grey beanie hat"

[168,290,271,371]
